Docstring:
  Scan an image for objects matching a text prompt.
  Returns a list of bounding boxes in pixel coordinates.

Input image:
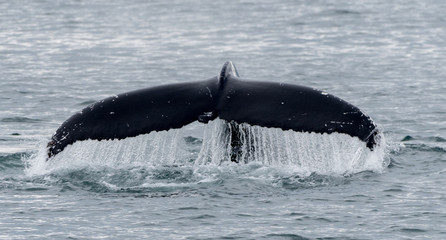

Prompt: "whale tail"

[48,61,378,159]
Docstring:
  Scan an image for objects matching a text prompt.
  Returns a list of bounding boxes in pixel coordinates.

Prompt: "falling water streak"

[196,119,387,175]
[25,129,186,176]
[24,119,387,176]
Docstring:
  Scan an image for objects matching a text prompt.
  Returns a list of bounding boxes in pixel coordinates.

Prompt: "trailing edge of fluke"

[47,61,379,159]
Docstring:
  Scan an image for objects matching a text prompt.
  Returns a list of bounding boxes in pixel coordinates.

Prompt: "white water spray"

[25,119,387,176]
[196,119,387,175]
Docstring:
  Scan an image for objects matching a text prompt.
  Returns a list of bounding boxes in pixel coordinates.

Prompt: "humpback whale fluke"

[47,61,378,159]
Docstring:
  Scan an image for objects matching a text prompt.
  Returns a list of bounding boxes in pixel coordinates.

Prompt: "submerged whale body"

[47,61,379,159]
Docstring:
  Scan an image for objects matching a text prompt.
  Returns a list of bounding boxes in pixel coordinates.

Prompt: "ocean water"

[1,0,445,239]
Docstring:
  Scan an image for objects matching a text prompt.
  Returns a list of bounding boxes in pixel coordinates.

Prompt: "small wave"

[397,135,446,154]
[333,9,361,15]
[402,143,446,153]
[1,117,42,123]
[0,152,27,171]
[387,158,402,168]
[262,233,310,240]
[401,135,446,143]
[276,173,350,190]
[400,228,427,233]
[428,136,446,142]
[21,163,363,195]
[401,135,415,142]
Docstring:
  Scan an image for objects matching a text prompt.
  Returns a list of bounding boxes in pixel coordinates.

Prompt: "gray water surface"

[1,0,446,239]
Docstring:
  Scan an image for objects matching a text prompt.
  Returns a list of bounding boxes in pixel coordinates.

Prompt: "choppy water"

[1,0,445,239]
